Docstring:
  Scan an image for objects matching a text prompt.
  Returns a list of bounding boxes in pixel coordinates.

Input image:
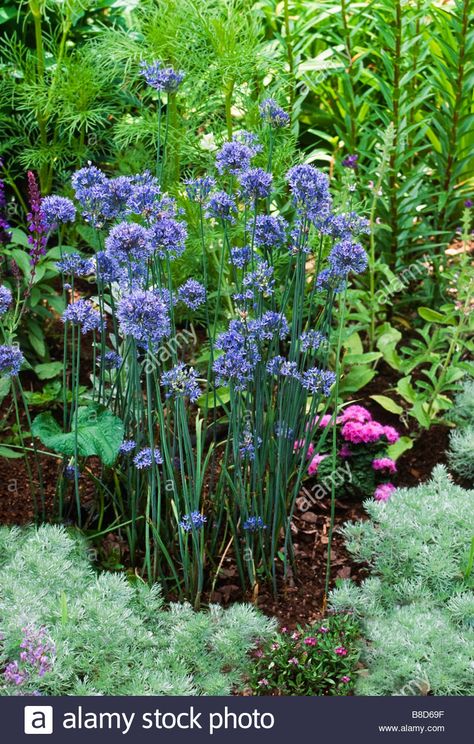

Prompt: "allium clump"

[254,214,288,250]
[329,239,368,276]
[239,168,273,201]
[243,515,267,532]
[179,511,207,531]
[62,299,101,334]
[98,351,122,370]
[147,215,187,260]
[299,330,327,352]
[117,290,171,349]
[205,191,237,223]
[230,245,251,268]
[0,345,24,376]
[184,176,215,203]
[0,285,12,316]
[301,368,336,396]
[105,221,151,264]
[56,253,94,277]
[216,140,254,175]
[286,164,332,221]
[41,196,76,231]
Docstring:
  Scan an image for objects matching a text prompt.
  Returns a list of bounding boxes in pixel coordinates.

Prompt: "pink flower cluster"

[372,457,397,474]
[374,483,396,502]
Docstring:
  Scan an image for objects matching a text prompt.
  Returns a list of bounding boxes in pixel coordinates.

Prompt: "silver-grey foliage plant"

[330,466,474,696]
[0,526,275,696]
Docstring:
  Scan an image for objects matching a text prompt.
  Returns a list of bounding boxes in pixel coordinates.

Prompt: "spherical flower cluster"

[133,447,163,469]
[40,196,75,233]
[105,222,150,264]
[286,164,332,221]
[216,140,254,175]
[299,330,326,352]
[243,515,267,531]
[178,279,206,309]
[62,299,101,334]
[95,251,122,285]
[147,215,187,260]
[301,368,336,396]
[238,168,273,201]
[374,482,396,502]
[334,646,348,656]
[0,345,24,376]
[315,268,346,294]
[214,319,261,391]
[239,427,262,460]
[140,60,184,92]
[320,212,370,239]
[126,172,161,219]
[249,311,289,340]
[205,191,237,223]
[304,636,317,646]
[184,176,216,204]
[0,285,12,316]
[56,253,94,277]
[119,439,136,455]
[383,425,400,444]
[254,215,288,250]
[179,511,207,531]
[241,260,275,298]
[372,457,397,474]
[341,419,385,444]
[117,290,171,349]
[259,98,290,128]
[71,165,110,227]
[230,245,251,268]
[329,239,368,276]
[338,404,372,424]
[161,363,201,403]
[98,351,122,370]
[266,356,300,380]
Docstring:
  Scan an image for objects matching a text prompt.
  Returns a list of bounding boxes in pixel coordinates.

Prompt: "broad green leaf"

[387,436,413,461]
[35,362,64,380]
[0,376,11,406]
[376,326,402,370]
[197,387,230,409]
[339,367,376,394]
[32,406,124,465]
[370,394,403,415]
[418,307,456,326]
[345,351,382,365]
[343,332,363,355]
[0,446,25,459]
[397,376,417,404]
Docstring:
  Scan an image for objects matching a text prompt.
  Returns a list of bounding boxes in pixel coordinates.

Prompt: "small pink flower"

[271,642,280,651]
[258,678,269,686]
[338,405,372,424]
[339,444,352,458]
[255,649,264,658]
[319,626,329,634]
[383,425,400,444]
[288,657,299,665]
[281,626,288,633]
[341,675,351,683]
[293,440,315,460]
[372,457,397,474]
[335,646,348,656]
[374,483,396,502]
[304,637,317,646]
[308,453,328,476]
[291,631,300,641]
[319,414,333,428]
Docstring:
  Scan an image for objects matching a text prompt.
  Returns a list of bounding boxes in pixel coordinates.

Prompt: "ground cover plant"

[0,0,473,698]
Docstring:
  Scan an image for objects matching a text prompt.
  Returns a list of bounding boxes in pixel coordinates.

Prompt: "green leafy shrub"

[330,466,474,696]
[248,614,360,696]
[449,427,474,483]
[0,525,275,696]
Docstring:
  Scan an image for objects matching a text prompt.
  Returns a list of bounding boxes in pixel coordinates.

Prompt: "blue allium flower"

[133,447,163,469]
[56,253,94,277]
[266,356,300,380]
[178,279,206,309]
[239,427,262,460]
[286,164,332,221]
[254,215,288,250]
[315,268,346,294]
[98,351,122,370]
[105,222,151,264]
[216,140,254,175]
[205,191,237,223]
[249,311,289,340]
[329,239,368,276]
[62,299,101,334]
[65,463,80,481]
[126,172,162,219]
[259,98,290,128]
[230,245,251,268]
[101,176,134,221]
[41,196,76,231]
[71,165,109,227]
[95,251,122,285]
[0,285,12,316]
[234,130,263,155]
[320,212,370,239]
[274,421,294,439]
[239,168,273,201]
[184,176,216,204]
[161,362,201,402]
[301,368,336,396]
[214,319,260,391]
[117,290,171,349]
[179,511,207,532]
[342,154,358,169]
[119,439,136,455]
[243,515,267,531]
[147,215,187,260]
[299,330,327,352]
[140,60,184,92]
[0,345,24,376]
[242,260,275,298]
